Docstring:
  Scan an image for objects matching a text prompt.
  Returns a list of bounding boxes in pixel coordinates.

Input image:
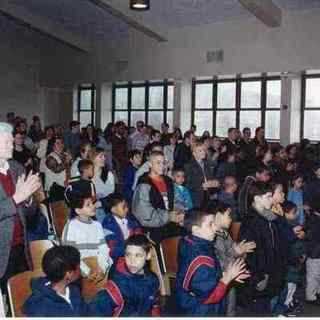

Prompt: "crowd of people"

[1,110,320,317]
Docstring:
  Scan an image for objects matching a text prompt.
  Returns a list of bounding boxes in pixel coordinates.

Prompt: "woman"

[70,142,92,178]
[90,147,115,223]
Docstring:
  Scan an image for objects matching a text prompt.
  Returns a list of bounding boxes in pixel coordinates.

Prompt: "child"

[172,168,193,212]
[62,179,113,281]
[218,175,239,221]
[122,150,142,203]
[288,174,306,225]
[102,193,142,262]
[78,159,94,181]
[176,210,250,316]
[91,234,161,316]
[239,182,288,315]
[211,202,256,316]
[23,245,88,317]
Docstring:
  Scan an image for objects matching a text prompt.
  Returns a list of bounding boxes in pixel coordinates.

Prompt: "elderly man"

[0,122,41,293]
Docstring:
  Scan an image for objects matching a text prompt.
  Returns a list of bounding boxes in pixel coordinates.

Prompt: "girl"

[71,142,92,178]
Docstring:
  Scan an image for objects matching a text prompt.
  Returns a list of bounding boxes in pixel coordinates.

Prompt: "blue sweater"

[23,277,89,317]
[287,189,304,225]
[174,184,193,211]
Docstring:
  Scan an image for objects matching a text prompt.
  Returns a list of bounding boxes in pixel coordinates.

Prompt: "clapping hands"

[234,240,256,256]
[222,258,251,285]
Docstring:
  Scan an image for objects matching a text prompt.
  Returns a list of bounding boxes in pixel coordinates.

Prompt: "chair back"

[230,222,241,242]
[160,236,181,275]
[50,201,69,239]
[7,270,44,317]
[30,240,55,271]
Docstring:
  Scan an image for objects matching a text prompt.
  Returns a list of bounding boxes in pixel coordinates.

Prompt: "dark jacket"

[91,258,160,317]
[102,213,142,262]
[238,175,256,220]
[122,164,137,203]
[176,235,227,316]
[304,211,320,259]
[174,142,192,169]
[23,277,88,317]
[239,207,288,303]
[304,178,320,210]
[184,158,215,209]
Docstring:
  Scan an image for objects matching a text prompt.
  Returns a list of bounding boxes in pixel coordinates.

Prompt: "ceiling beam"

[238,0,282,27]
[88,0,167,42]
[0,0,91,52]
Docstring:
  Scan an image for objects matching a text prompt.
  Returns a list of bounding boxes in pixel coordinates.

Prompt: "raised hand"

[222,258,248,285]
[234,240,256,256]
[13,171,41,205]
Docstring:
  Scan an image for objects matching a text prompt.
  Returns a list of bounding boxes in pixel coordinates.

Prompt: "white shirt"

[0,160,9,175]
[93,171,115,199]
[114,216,130,240]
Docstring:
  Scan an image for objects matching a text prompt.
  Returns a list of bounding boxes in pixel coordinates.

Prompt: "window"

[302,75,320,140]
[77,84,96,127]
[113,80,174,130]
[192,76,281,139]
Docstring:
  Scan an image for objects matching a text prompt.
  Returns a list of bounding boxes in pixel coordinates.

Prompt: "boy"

[78,159,94,181]
[102,193,142,262]
[23,245,88,317]
[172,168,193,212]
[122,150,142,203]
[176,210,250,316]
[184,141,220,208]
[210,202,256,316]
[239,182,288,315]
[91,234,161,316]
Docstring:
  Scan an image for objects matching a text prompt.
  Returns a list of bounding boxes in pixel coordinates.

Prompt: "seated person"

[102,193,142,262]
[62,179,113,281]
[172,168,193,212]
[23,245,89,317]
[91,234,161,317]
[176,210,250,316]
[78,159,94,181]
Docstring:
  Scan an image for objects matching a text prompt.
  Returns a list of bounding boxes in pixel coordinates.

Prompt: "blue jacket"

[174,184,193,211]
[91,258,160,316]
[122,164,137,203]
[176,235,227,316]
[102,213,142,262]
[23,277,89,317]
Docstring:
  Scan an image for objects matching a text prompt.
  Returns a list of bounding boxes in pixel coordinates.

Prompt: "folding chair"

[230,222,241,242]
[50,201,69,240]
[29,240,56,271]
[7,270,44,317]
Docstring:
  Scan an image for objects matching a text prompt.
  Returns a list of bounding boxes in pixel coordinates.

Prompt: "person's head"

[262,148,273,164]
[13,130,25,147]
[271,183,285,206]
[190,124,197,133]
[291,173,304,190]
[192,141,206,161]
[255,165,271,183]
[255,127,265,141]
[243,127,251,140]
[314,163,320,179]
[183,130,195,147]
[286,144,298,160]
[0,122,14,160]
[149,151,165,176]
[208,202,233,230]
[69,121,80,134]
[79,143,92,160]
[161,123,169,134]
[248,181,273,211]
[6,112,15,124]
[65,181,96,219]
[42,245,81,285]
[90,147,106,169]
[151,129,161,142]
[105,193,128,218]
[202,130,210,139]
[223,176,238,194]
[174,128,183,141]
[172,168,185,186]
[136,121,145,133]
[201,136,211,150]
[44,126,54,140]
[184,210,218,241]
[212,136,221,150]
[124,234,152,275]
[115,121,126,136]
[129,149,142,168]
[52,136,65,154]
[282,201,298,222]
[78,159,94,180]
[168,133,177,146]
[228,128,237,142]
[143,142,163,162]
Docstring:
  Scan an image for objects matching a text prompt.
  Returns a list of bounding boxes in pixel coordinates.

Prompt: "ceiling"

[7,0,320,43]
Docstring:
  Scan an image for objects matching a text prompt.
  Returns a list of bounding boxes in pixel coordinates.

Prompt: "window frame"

[192,74,281,139]
[77,84,96,126]
[112,80,174,128]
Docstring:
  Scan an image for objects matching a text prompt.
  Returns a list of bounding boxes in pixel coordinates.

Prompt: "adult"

[174,130,195,170]
[128,121,149,152]
[132,151,184,242]
[36,126,55,175]
[252,127,267,149]
[224,128,240,154]
[28,116,43,143]
[163,133,177,176]
[13,130,33,173]
[0,122,41,293]
[160,123,170,146]
[63,120,81,158]
[70,142,92,178]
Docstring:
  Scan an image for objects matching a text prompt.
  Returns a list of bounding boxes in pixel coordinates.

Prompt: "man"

[0,122,41,293]
[174,131,195,170]
[224,128,240,154]
[132,151,184,243]
[160,123,170,146]
[128,121,149,152]
[63,120,81,158]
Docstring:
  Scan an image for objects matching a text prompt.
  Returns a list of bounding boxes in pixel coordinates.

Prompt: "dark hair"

[42,245,80,283]
[243,127,250,134]
[174,128,183,140]
[151,129,160,138]
[228,127,236,134]
[143,142,163,162]
[78,159,94,175]
[256,164,270,175]
[69,120,80,130]
[105,192,126,213]
[46,136,64,155]
[206,201,231,215]
[248,181,272,206]
[282,200,297,214]
[172,167,185,175]
[129,149,142,160]
[255,126,264,136]
[290,173,304,186]
[184,210,213,233]
[125,234,152,254]
[183,130,194,140]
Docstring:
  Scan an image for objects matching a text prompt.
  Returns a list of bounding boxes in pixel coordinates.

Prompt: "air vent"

[206,50,224,63]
